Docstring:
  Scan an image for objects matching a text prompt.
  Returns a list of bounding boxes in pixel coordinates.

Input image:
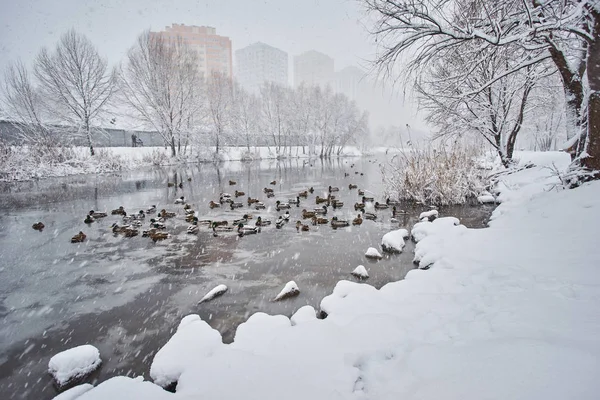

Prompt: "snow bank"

[411,217,461,242]
[381,228,409,253]
[52,384,93,400]
[351,265,369,280]
[77,377,171,400]
[291,306,318,325]
[365,247,383,259]
[198,284,228,304]
[48,345,101,387]
[418,209,439,221]
[273,281,300,301]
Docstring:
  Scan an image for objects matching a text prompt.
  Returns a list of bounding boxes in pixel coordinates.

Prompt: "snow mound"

[418,209,439,221]
[53,384,94,400]
[319,280,378,319]
[381,228,409,253]
[198,284,228,304]
[365,247,383,259]
[48,345,101,387]
[273,281,300,301]
[291,306,318,325]
[233,313,292,350]
[150,314,223,388]
[477,191,496,204]
[411,217,461,242]
[77,376,171,400]
[351,265,369,280]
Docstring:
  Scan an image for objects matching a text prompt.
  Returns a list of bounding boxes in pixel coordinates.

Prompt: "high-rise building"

[152,23,232,79]
[293,50,334,87]
[235,42,288,93]
[335,66,369,101]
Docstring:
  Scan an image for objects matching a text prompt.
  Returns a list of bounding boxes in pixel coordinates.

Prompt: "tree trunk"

[87,125,95,156]
[583,9,600,171]
[170,136,176,157]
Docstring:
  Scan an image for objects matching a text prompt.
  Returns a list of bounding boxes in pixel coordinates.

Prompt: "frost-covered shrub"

[142,148,170,166]
[382,143,486,205]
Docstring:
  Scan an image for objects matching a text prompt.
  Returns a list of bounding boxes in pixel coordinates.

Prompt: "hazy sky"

[0,0,426,132]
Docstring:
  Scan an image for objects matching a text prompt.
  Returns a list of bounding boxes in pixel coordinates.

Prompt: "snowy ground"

[73,150,600,399]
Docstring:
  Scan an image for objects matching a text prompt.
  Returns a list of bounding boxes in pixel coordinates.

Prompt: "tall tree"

[206,71,233,155]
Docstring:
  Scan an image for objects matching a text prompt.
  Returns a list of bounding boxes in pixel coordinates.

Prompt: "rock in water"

[381,228,410,253]
[48,345,101,388]
[273,281,300,301]
[365,247,383,259]
[198,284,228,304]
[419,209,439,221]
[351,265,369,280]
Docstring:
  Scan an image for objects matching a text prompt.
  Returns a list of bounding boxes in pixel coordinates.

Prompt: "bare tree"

[119,31,202,157]
[34,29,115,156]
[206,71,233,155]
[231,82,260,152]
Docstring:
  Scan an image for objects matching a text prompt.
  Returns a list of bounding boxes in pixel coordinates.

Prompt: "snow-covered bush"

[141,148,170,166]
[382,143,486,205]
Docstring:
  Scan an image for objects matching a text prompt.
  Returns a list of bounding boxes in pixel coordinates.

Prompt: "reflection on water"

[0,156,494,399]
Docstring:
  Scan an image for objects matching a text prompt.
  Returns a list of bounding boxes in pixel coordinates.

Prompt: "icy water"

[0,155,494,399]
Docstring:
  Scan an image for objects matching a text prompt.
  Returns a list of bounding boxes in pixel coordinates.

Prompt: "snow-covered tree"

[260,82,292,157]
[206,71,234,154]
[231,82,260,152]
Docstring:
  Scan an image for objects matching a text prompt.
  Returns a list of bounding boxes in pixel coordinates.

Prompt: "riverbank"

[74,150,600,399]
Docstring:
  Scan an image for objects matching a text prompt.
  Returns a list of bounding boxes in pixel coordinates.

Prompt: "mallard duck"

[32,222,45,231]
[212,221,234,231]
[264,187,274,194]
[233,214,252,225]
[183,203,191,210]
[142,228,160,237]
[354,202,365,211]
[167,182,175,187]
[237,223,260,236]
[184,208,195,216]
[296,221,309,232]
[276,200,291,210]
[308,187,314,194]
[392,206,407,217]
[111,222,129,233]
[178,182,184,189]
[159,209,176,218]
[314,205,328,215]
[247,197,259,205]
[386,198,401,207]
[275,216,287,229]
[135,210,146,219]
[311,216,329,225]
[212,220,229,227]
[149,219,166,229]
[329,185,339,192]
[254,202,266,210]
[209,200,221,209]
[281,211,290,221]
[362,196,374,203]
[150,231,170,242]
[355,171,359,175]
[174,196,186,204]
[229,180,237,185]
[374,202,389,210]
[235,190,245,197]
[302,209,316,219]
[146,205,157,214]
[364,212,377,220]
[230,201,243,209]
[298,191,308,198]
[220,192,232,199]
[349,184,358,190]
[353,214,363,225]
[122,227,139,237]
[332,200,344,209]
[89,210,107,218]
[316,196,328,205]
[270,180,276,185]
[358,189,365,196]
[187,218,199,234]
[289,196,301,205]
[185,213,197,223]
[344,172,350,177]
[331,216,350,228]
[255,216,271,227]
[84,215,95,224]
[71,231,86,243]
[111,206,126,215]
[187,177,192,181]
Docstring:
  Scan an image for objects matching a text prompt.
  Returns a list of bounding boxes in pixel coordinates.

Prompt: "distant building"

[293,50,334,88]
[152,24,232,79]
[235,42,288,93]
[335,66,369,101]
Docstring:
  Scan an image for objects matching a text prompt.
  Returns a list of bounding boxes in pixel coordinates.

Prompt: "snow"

[52,384,93,400]
[364,247,383,259]
[418,209,438,221]
[351,265,369,279]
[290,306,318,325]
[198,284,228,304]
[477,194,496,203]
[273,281,300,301]
[381,228,409,253]
[77,151,600,399]
[48,345,101,387]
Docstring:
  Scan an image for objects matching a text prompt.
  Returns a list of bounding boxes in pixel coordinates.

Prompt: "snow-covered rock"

[198,284,228,304]
[381,228,410,253]
[150,315,222,388]
[77,377,171,400]
[48,345,101,387]
[290,306,318,325]
[273,281,300,301]
[418,209,439,221]
[365,247,383,259]
[52,384,94,400]
[351,265,369,280]
[411,216,461,242]
[477,192,496,204]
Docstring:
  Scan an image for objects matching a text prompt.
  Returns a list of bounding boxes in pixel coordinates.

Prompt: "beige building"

[293,50,334,88]
[153,23,232,79]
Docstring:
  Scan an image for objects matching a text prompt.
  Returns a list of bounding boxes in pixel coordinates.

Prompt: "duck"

[289,196,301,205]
[247,197,259,205]
[266,191,275,198]
[135,210,146,219]
[296,221,310,232]
[374,202,389,210]
[315,196,328,205]
[183,203,191,210]
[352,214,363,225]
[235,190,245,197]
[281,211,290,221]
[185,213,197,223]
[328,185,339,192]
[146,205,157,214]
[298,191,308,198]
[364,212,377,220]
[184,208,195,216]
[120,226,140,237]
[212,221,234,231]
[229,180,237,185]
[355,171,359,175]
[230,201,244,209]
[174,196,186,204]
[32,222,45,231]
[354,202,365,211]
[331,216,350,228]
[149,219,166,229]
[349,184,358,190]
[270,180,277,185]
[159,209,176,218]
[275,216,287,229]
[254,202,266,210]
[392,206,407,217]
[209,201,221,209]
[187,177,192,181]
[264,187,274,194]
[142,228,160,237]
[358,189,365,196]
[212,220,230,227]
[308,187,314,194]
[84,215,95,224]
[233,215,252,225]
[71,231,86,243]
[150,232,170,242]
[344,172,350,177]
[111,206,126,216]
[332,200,344,209]
[314,205,328,215]
[362,196,375,203]
[220,192,232,199]
[89,210,107,218]
[178,182,184,189]
[311,216,329,225]
[386,198,401,207]
[276,200,291,210]
[255,216,271,227]
[237,223,260,236]
[167,182,175,187]
[187,218,199,234]
[302,209,316,219]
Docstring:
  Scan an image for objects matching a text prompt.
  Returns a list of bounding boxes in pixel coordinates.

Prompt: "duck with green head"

[238,223,260,236]
[89,210,107,218]
[331,216,350,228]
[255,216,271,227]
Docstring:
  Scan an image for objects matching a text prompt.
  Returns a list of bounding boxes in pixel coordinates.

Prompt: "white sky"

[0,0,427,133]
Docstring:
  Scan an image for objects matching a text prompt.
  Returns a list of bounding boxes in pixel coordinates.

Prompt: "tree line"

[1,30,368,159]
